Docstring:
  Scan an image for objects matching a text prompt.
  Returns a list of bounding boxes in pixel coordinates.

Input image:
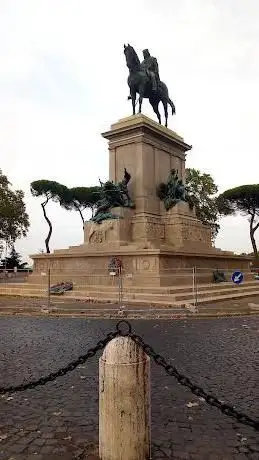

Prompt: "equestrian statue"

[124,44,176,127]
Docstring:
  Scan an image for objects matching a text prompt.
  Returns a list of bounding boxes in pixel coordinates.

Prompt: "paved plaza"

[0,317,258,459]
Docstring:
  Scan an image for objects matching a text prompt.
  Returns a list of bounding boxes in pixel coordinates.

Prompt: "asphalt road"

[0,317,258,459]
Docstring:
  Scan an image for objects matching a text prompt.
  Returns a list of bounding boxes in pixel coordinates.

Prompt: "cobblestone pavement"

[0,317,258,460]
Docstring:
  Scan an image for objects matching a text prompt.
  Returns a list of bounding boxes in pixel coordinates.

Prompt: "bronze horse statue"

[124,44,176,127]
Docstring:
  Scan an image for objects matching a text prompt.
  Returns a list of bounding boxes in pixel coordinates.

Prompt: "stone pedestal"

[102,114,198,248]
[84,208,134,248]
[163,202,212,251]
[132,214,165,246]
[30,114,250,289]
[103,114,191,217]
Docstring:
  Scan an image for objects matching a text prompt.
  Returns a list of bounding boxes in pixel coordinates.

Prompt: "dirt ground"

[0,294,257,310]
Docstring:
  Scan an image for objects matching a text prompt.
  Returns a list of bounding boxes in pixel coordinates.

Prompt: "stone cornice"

[102,114,192,154]
[30,249,252,261]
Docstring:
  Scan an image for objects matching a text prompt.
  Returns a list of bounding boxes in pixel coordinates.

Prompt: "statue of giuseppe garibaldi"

[140,48,160,93]
[124,43,176,127]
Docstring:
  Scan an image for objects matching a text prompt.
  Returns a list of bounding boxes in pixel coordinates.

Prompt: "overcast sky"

[1,0,259,262]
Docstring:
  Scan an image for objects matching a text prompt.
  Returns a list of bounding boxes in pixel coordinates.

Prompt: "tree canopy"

[30,180,69,202]
[31,180,69,253]
[60,186,101,225]
[0,169,29,253]
[31,179,102,252]
[218,184,259,257]
[0,246,28,270]
[185,168,219,238]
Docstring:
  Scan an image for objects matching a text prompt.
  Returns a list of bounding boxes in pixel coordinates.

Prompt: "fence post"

[47,268,51,310]
[192,266,198,307]
[99,336,151,460]
[118,267,123,306]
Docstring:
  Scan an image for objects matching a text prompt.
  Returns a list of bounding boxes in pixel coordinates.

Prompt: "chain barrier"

[117,321,259,431]
[0,320,258,432]
[0,331,118,395]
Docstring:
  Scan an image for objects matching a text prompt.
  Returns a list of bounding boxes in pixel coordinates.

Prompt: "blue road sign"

[231,271,244,285]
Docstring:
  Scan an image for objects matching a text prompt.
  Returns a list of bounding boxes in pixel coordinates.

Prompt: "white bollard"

[99,335,151,460]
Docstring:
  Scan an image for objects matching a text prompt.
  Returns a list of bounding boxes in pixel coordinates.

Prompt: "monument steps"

[193,290,259,304]
[0,280,259,306]
[0,287,45,296]
[63,291,259,307]
[0,278,257,291]
[62,285,259,303]
[172,284,259,301]
[69,279,257,293]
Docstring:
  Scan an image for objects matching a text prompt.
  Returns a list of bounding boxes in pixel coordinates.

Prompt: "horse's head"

[124,44,140,71]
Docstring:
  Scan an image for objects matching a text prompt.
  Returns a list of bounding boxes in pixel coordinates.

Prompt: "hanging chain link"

[124,325,259,432]
[0,331,118,395]
[0,320,258,432]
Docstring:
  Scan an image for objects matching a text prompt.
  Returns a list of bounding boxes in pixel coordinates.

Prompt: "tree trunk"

[74,204,84,230]
[249,213,258,258]
[41,199,52,254]
[250,229,258,258]
[78,209,85,229]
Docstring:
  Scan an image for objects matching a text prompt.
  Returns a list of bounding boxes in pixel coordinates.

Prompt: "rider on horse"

[141,49,160,92]
[124,44,176,126]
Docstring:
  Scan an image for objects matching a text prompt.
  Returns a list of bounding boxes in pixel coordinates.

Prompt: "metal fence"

[0,266,258,309]
[0,268,125,308]
[194,267,258,306]
[28,268,197,307]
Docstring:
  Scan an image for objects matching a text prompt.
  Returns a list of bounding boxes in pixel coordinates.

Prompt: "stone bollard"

[99,335,151,460]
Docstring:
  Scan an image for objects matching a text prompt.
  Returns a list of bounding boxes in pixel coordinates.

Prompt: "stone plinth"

[84,208,134,248]
[29,248,252,288]
[132,214,165,245]
[102,114,198,249]
[102,114,191,217]
[163,202,212,251]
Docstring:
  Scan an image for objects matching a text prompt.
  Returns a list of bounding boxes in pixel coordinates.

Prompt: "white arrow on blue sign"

[231,271,244,284]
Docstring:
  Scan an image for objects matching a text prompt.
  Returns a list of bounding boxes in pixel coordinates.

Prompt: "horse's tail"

[169,99,176,115]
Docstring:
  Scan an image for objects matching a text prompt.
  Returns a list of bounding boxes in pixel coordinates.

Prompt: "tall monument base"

[30,115,251,287]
